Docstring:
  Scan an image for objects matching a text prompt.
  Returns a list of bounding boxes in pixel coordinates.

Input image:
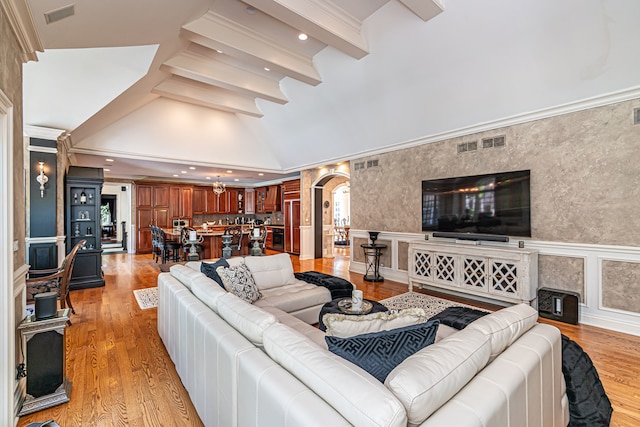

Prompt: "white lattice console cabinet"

[409,240,538,305]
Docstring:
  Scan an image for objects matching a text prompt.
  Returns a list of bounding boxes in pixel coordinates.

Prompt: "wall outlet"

[13,240,18,252]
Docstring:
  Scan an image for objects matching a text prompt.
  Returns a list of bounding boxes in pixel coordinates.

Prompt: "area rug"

[380,292,486,318]
[133,287,159,310]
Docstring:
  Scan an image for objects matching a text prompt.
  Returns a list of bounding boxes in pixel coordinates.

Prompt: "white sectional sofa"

[157,254,569,427]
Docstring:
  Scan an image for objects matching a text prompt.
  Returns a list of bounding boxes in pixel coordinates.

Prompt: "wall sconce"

[36,161,48,198]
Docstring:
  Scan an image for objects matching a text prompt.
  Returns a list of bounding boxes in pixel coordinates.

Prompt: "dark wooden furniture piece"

[26,239,85,324]
[18,309,72,416]
[283,179,301,254]
[65,166,105,289]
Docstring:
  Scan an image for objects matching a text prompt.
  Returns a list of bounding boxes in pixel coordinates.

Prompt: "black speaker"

[538,287,580,324]
[35,291,58,320]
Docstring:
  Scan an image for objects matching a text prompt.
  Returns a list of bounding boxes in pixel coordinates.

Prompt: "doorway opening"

[312,173,350,259]
[100,195,117,245]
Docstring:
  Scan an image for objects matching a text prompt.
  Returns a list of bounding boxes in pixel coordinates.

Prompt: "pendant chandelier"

[212,176,226,196]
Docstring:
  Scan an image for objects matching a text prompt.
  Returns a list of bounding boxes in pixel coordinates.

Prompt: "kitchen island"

[164,227,254,259]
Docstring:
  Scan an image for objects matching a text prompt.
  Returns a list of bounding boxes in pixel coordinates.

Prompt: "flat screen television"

[422,170,531,238]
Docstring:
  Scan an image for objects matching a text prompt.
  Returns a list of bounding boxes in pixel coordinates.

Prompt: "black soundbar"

[431,232,510,243]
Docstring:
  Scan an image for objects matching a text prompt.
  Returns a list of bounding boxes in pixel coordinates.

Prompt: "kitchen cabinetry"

[135,182,173,253]
[283,179,301,254]
[408,240,538,304]
[65,166,105,289]
[245,189,255,214]
[170,185,193,219]
[255,187,267,214]
[264,185,281,213]
[193,186,206,214]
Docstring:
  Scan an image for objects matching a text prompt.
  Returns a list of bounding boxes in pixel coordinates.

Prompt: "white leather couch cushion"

[465,303,538,361]
[254,281,331,313]
[217,293,277,345]
[261,306,328,348]
[244,253,297,290]
[170,264,205,290]
[263,322,407,427]
[384,327,491,426]
[323,308,429,338]
[190,275,227,314]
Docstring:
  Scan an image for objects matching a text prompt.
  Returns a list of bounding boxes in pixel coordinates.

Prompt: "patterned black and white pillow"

[216,264,262,303]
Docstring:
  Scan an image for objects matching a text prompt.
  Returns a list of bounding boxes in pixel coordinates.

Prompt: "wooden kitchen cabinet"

[193,186,207,214]
[283,179,301,254]
[244,189,255,214]
[255,187,267,214]
[169,185,192,219]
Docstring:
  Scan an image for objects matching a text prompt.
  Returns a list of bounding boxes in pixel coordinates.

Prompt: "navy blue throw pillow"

[326,320,440,382]
[200,258,229,289]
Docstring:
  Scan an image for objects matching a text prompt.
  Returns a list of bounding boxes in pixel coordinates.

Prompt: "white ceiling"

[22,0,640,186]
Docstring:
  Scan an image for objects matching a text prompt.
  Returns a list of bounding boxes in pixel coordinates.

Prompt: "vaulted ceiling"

[22,0,640,185]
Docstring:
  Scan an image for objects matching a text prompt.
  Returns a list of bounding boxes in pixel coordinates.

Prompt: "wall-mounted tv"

[422,170,531,238]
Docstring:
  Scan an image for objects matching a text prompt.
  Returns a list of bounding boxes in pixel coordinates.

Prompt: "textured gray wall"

[539,255,585,302]
[351,99,640,247]
[602,260,640,312]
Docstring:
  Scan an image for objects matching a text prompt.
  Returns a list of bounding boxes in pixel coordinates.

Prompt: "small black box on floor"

[538,287,580,324]
[35,291,58,320]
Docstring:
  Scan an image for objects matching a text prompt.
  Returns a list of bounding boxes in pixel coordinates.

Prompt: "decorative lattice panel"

[414,252,432,279]
[491,261,518,294]
[462,258,486,289]
[435,254,456,283]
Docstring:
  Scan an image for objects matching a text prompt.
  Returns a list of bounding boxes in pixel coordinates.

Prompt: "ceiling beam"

[152,77,263,118]
[181,11,321,86]
[161,50,288,104]
[398,0,444,22]
[243,0,368,59]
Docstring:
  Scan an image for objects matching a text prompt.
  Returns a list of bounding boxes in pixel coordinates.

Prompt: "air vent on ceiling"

[366,159,379,168]
[634,108,640,125]
[482,135,506,149]
[457,141,477,153]
[354,162,365,171]
[44,4,75,24]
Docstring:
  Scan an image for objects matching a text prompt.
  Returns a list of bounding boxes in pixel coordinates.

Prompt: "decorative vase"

[368,231,379,244]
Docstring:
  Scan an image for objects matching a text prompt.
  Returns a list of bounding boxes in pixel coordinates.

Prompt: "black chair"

[157,228,181,263]
[180,227,204,261]
[225,226,244,256]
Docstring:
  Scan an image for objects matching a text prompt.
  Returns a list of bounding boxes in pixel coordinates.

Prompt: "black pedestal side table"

[361,243,387,282]
[18,309,72,416]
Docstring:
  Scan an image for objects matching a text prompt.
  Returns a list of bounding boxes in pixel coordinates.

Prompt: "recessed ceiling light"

[189,166,196,170]
[264,67,270,72]
[226,170,233,173]
[234,179,239,182]
[105,158,114,162]
[298,33,308,41]
[258,173,264,176]
[206,176,211,180]
[215,49,223,54]
[173,174,179,177]
[180,170,187,174]
[104,168,110,172]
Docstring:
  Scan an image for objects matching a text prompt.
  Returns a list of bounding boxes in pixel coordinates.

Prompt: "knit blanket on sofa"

[294,271,354,299]
[432,307,613,427]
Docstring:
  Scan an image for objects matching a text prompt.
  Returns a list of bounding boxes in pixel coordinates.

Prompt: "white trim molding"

[0,88,16,425]
[349,229,640,337]
[0,0,43,62]
[24,125,66,141]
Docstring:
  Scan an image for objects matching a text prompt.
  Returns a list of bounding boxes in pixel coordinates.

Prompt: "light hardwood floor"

[17,249,640,426]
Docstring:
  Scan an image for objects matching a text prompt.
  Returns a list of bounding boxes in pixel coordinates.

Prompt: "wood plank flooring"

[17,249,640,427]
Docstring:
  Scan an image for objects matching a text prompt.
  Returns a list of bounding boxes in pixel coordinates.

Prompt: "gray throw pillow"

[216,264,262,303]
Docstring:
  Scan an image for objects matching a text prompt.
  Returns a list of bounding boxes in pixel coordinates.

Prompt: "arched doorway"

[312,172,349,258]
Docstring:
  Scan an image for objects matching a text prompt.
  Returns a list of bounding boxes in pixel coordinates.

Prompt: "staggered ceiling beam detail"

[399,0,444,22]
[243,0,368,59]
[161,51,288,104]
[152,77,263,117]
[181,11,321,86]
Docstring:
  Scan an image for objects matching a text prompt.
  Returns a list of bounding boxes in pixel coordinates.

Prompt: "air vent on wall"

[457,141,477,153]
[44,4,75,24]
[634,108,640,125]
[482,135,506,149]
[366,159,379,168]
[354,162,365,171]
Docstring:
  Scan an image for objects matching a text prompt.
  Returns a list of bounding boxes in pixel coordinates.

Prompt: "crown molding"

[24,125,66,140]
[0,0,43,62]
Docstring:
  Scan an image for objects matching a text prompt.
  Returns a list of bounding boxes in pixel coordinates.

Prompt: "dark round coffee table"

[318,298,388,331]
